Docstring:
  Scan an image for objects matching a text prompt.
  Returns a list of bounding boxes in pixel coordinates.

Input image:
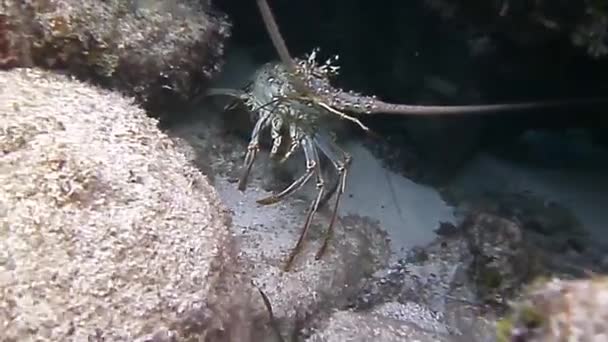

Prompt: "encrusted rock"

[1,0,230,113]
[0,68,253,341]
[305,308,447,342]
[347,211,543,340]
[462,211,539,308]
[423,0,608,57]
[498,276,608,341]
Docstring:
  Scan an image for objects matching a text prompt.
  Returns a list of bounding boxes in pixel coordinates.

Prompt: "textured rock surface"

[345,211,541,341]
[423,0,608,57]
[1,0,230,113]
[0,68,253,341]
[498,277,608,342]
[342,206,607,341]
[306,308,447,342]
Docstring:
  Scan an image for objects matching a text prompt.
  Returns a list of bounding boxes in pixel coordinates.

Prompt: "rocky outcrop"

[424,0,608,57]
[498,276,608,341]
[0,0,231,113]
[341,209,584,341]
[306,306,448,342]
[0,68,253,341]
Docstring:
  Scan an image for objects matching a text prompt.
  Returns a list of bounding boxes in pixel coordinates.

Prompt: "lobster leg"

[282,136,325,271]
[312,132,352,260]
[255,160,314,205]
[238,107,275,191]
[256,135,312,205]
[269,116,284,158]
[279,123,302,163]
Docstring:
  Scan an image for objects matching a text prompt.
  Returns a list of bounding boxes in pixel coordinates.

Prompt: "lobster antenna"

[255,0,297,73]
[364,97,608,116]
[256,0,317,98]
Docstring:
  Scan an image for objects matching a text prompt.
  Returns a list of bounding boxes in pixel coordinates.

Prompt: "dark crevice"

[214,0,608,183]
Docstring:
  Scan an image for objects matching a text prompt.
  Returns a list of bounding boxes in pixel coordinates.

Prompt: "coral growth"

[571,2,608,57]
[463,212,541,309]
[0,0,231,112]
[423,0,608,57]
[497,276,608,341]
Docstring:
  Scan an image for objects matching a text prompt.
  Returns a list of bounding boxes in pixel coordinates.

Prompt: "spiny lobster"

[206,0,605,271]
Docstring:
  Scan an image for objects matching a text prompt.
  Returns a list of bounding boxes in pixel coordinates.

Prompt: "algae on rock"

[498,276,608,341]
[0,0,231,113]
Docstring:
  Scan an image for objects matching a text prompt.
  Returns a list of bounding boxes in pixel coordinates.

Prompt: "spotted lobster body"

[206,51,356,271]
[243,61,329,159]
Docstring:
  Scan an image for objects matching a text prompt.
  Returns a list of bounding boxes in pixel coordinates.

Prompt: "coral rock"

[0,68,253,341]
[1,0,231,113]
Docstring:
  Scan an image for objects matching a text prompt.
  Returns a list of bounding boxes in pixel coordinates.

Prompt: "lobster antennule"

[205,88,249,100]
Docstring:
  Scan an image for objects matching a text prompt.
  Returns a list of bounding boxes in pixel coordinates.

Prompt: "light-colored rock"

[371,301,451,335]
[498,277,608,342]
[1,0,230,112]
[306,309,446,342]
[0,68,253,341]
